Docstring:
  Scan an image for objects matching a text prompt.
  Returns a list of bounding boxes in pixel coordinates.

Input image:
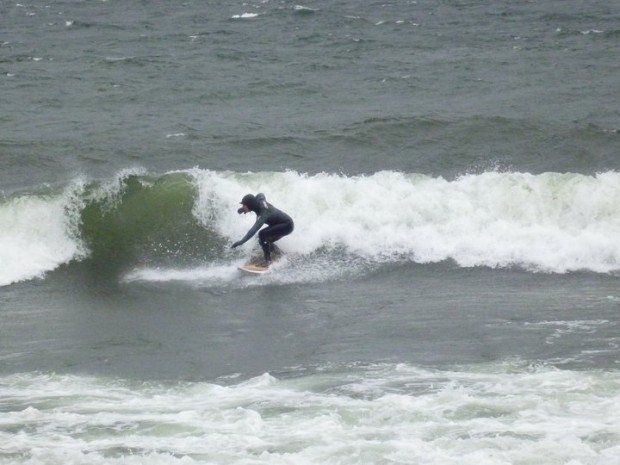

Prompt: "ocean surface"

[1,0,620,463]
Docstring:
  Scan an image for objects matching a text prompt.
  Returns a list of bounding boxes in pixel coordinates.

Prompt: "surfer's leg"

[258,222,293,264]
[258,228,273,263]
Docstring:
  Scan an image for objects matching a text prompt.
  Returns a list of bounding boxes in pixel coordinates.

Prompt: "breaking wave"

[1,169,620,286]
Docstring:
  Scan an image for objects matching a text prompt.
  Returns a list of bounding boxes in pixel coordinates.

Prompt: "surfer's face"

[239,204,250,213]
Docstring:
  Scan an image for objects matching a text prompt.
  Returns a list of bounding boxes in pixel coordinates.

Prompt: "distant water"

[1,1,619,464]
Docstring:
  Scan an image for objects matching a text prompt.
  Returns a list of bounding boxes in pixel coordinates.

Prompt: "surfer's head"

[238,194,259,213]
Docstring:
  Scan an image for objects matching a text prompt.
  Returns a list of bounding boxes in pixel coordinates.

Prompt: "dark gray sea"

[1,1,619,463]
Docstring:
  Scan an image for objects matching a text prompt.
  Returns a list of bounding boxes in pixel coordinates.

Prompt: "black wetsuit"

[232,193,294,263]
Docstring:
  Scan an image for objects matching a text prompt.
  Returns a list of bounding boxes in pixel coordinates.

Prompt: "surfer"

[231,193,294,266]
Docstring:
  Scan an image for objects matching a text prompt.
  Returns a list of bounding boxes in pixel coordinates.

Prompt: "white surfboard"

[237,246,283,275]
[238,263,271,275]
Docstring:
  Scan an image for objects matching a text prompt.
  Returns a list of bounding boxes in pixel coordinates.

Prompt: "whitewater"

[1,362,619,465]
[1,169,620,287]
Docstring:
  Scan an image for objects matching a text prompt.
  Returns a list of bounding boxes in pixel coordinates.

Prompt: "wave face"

[1,169,620,286]
[77,171,218,269]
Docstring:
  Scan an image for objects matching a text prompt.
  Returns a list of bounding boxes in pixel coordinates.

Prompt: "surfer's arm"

[231,217,265,248]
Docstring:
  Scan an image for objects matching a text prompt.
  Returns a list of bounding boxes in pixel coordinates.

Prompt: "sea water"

[1,0,619,464]
[2,364,619,464]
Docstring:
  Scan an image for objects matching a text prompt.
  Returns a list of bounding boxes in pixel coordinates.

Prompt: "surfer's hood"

[241,193,268,213]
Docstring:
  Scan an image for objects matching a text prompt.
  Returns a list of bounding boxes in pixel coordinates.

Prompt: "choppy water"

[1,0,619,464]
[2,363,619,465]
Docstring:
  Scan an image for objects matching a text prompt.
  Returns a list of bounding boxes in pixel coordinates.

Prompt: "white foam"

[189,169,620,274]
[124,255,369,287]
[1,363,618,465]
[294,5,316,12]
[231,13,259,19]
[123,263,243,285]
[0,183,86,287]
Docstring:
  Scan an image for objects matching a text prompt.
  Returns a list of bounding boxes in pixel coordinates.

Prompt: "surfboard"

[238,263,270,275]
[238,245,282,275]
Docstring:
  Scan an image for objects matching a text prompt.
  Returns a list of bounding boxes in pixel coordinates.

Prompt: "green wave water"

[78,173,222,269]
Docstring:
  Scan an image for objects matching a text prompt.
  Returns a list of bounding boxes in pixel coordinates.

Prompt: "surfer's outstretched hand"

[231,241,242,249]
